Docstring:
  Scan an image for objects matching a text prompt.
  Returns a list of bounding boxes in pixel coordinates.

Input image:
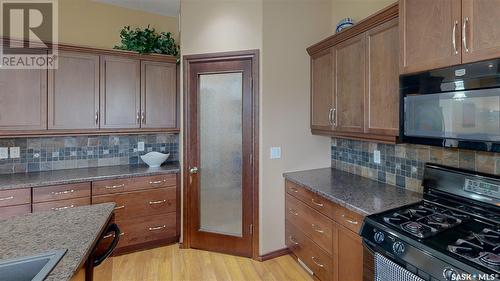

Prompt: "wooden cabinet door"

[400,0,462,74]
[141,61,177,129]
[0,69,47,131]
[100,56,141,129]
[310,48,333,132]
[462,0,500,63]
[335,223,363,281]
[334,34,365,133]
[365,18,400,137]
[48,52,99,129]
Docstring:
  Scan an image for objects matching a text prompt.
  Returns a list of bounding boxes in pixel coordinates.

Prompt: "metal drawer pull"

[149,199,167,205]
[288,208,298,216]
[463,17,469,53]
[51,189,74,195]
[0,196,14,201]
[149,180,165,185]
[311,257,324,268]
[289,236,299,245]
[104,232,125,239]
[148,225,166,231]
[341,214,358,225]
[311,198,324,207]
[105,184,125,189]
[311,224,325,233]
[114,205,125,210]
[52,205,75,211]
[289,187,299,193]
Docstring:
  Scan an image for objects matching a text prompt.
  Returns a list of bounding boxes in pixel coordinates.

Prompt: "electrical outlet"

[270,147,281,159]
[137,141,145,152]
[0,147,8,159]
[374,150,381,164]
[9,147,20,158]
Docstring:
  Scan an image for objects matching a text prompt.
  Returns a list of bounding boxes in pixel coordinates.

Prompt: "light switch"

[0,147,8,159]
[373,150,381,164]
[137,141,145,152]
[270,147,281,159]
[10,147,20,158]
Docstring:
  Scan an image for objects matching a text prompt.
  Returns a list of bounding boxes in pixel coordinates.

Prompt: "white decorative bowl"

[140,152,170,168]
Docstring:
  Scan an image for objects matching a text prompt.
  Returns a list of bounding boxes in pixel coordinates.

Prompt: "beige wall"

[331,0,395,32]
[59,0,178,49]
[260,0,332,254]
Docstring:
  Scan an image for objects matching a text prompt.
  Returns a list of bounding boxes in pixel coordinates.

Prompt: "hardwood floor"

[94,244,313,281]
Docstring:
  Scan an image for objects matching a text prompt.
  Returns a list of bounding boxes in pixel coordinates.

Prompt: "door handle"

[462,17,469,53]
[189,167,199,174]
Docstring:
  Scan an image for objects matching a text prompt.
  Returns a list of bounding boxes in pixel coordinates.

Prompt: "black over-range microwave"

[400,59,500,152]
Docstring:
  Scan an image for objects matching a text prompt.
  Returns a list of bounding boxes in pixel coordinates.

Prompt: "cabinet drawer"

[32,197,91,212]
[92,187,176,220]
[0,204,31,219]
[92,174,177,195]
[334,205,364,234]
[285,180,334,219]
[111,212,177,249]
[33,182,90,203]
[286,193,333,255]
[286,223,333,281]
[0,188,30,207]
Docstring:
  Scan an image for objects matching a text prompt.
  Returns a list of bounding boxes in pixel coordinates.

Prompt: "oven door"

[363,240,426,281]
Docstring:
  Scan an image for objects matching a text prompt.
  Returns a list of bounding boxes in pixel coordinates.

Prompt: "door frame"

[182,50,260,259]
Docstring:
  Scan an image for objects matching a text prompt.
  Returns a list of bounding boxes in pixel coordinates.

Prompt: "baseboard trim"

[256,247,290,261]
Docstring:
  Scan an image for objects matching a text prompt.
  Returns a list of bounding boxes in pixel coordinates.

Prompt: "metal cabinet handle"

[52,205,75,211]
[311,224,325,233]
[289,236,299,245]
[288,208,298,216]
[452,20,458,54]
[328,108,334,125]
[114,205,125,210]
[332,108,337,127]
[311,198,324,207]
[0,196,14,201]
[51,189,74,196]
[148,225,166,231]
[189,167,199,174]
[462,17,469,53]
[149,199,166,205]
[341,214,359,225]
[136,111,140,123]
[95,111,99,125]
[149,180,164,185]
[311,257,324,268]
[289,187,298,193]
[141,111,145,124]
[105,184,125,189]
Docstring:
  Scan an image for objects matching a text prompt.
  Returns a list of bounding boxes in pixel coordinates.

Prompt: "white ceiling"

[94,0,180,17]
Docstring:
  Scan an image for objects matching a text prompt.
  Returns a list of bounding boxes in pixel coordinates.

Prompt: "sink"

[0,249,67,281]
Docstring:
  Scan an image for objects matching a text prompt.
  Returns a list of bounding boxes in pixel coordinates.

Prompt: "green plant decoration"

[114,25,179,57]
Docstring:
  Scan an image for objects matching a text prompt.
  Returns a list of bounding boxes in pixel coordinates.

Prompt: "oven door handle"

[93,223,121,267]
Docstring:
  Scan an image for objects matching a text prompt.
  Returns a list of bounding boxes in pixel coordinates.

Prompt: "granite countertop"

[0,162,180,191]
[0,203,115,281]
[283,168,422,216]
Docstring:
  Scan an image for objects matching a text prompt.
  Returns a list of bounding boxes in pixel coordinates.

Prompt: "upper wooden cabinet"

[399,0,461,74]
[334,34,365,134]
[400,0,500,74]
[310,49,334,132]
[141,61,177,129]
[366,18,400,137]
[100,56,141,129]
[308,3,399,143]
[0,68,47,131]
[48,51,100,130]
[461,0,500,63]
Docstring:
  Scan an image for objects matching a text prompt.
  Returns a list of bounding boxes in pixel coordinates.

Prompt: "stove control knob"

[374,231,385,244]
[442,268,458,281]
[392,241,405,255]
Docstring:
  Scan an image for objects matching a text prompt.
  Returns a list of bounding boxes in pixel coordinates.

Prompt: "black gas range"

[361,164,500,281]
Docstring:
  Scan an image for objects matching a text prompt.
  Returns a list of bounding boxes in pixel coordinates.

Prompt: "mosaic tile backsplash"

[331,138,500,193]
[0,133,179,174]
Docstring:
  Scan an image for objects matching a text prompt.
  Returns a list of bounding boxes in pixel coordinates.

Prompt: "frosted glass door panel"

[199,73,243,237]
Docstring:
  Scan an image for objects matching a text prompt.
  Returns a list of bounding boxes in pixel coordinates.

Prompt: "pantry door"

[183,50,259,258]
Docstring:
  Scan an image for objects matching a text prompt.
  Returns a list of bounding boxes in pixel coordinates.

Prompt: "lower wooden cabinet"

[285,180,365,281]
[0,188,31,219]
